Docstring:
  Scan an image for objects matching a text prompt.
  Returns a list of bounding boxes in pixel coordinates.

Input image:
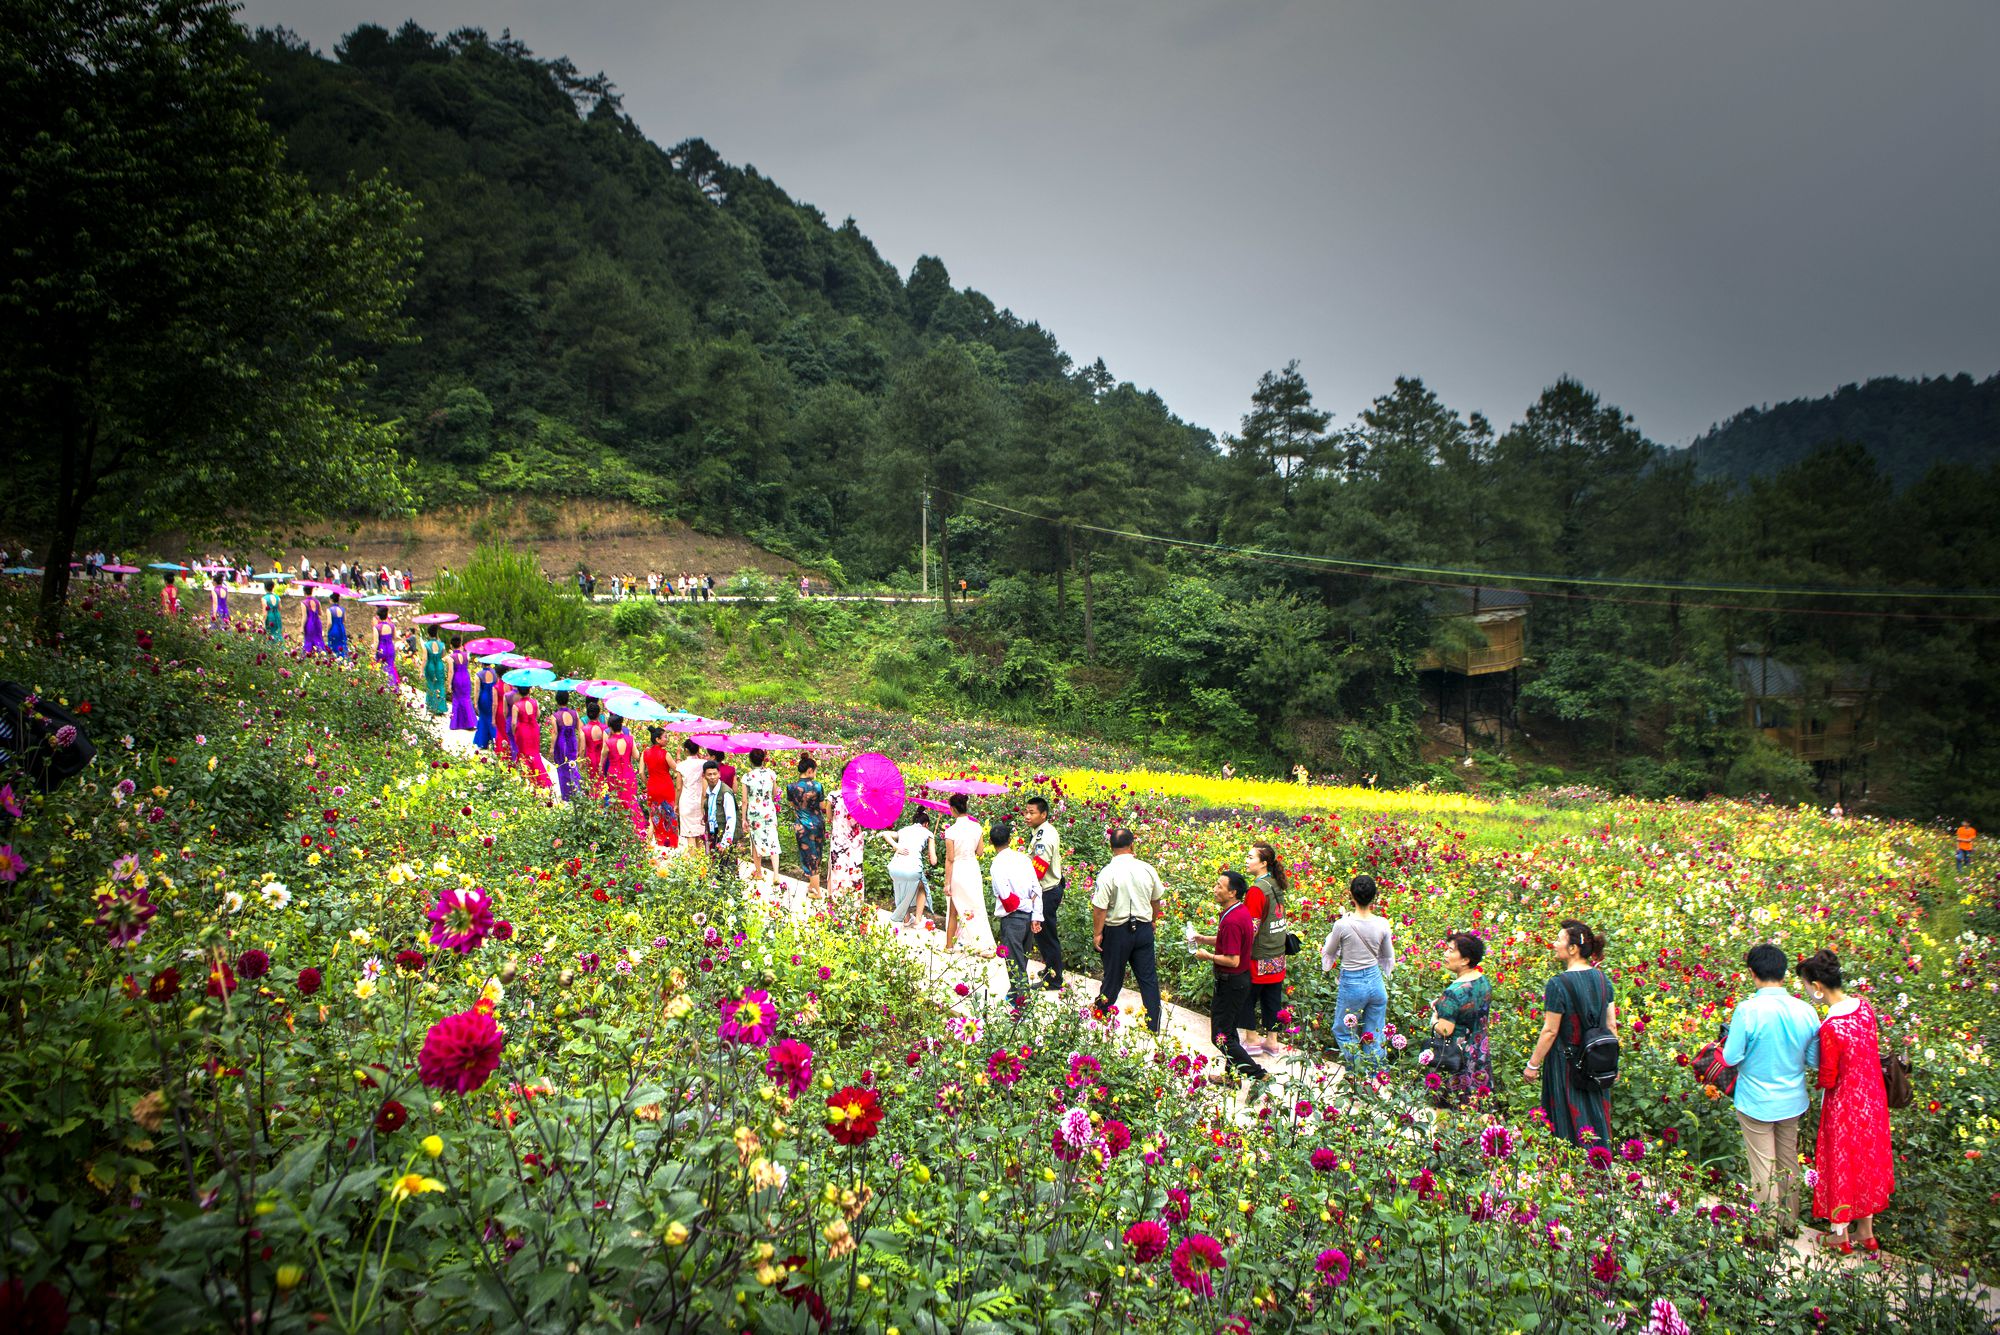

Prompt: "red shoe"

[1860,1237,1880,1254]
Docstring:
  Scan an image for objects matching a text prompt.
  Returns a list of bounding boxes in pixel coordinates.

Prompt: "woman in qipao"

[550,690,581,801]
[472,662,498,750]
[301,588,326,655]
[447,636,474,731]
[325,592,349,660]
[374,608,400,691]
[511,687,551,788]
[422,632,448,716]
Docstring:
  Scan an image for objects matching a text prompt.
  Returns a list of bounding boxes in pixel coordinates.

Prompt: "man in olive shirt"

[1091,827,1164,1033]
[1023,796,1065,991]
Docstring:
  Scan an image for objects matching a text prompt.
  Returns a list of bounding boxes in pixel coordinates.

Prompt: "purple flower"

[427,886,495,954]
[719,988,777,1048]
[94,883,155,947]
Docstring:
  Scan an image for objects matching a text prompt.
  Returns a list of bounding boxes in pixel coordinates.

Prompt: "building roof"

[1432,586,1530,615]
[1731,651,1878,698]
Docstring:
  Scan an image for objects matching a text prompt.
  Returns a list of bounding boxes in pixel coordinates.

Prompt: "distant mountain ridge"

[1684,373,2000,489]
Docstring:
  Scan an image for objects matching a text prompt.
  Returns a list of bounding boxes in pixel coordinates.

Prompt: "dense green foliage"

[1690,374,2000,490]
[1,0,420,630]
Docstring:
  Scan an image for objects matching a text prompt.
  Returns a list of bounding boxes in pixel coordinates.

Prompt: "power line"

[945,491,2000,623]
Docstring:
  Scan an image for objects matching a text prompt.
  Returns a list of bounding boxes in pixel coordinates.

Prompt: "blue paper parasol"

[501,667,559,688]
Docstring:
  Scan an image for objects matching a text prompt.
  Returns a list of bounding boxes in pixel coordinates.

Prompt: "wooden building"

[1419,587,1529,750]
[1731,649,1879,795]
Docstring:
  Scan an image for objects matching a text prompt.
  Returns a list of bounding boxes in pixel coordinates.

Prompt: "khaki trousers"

[1734,1107,1802,1224]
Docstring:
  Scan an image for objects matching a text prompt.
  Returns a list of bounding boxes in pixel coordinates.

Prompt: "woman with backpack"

[1524,919,1616,1148]
[1241,841,1291,1056]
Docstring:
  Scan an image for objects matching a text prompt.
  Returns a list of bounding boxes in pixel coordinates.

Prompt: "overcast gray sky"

[241,0,1999,446]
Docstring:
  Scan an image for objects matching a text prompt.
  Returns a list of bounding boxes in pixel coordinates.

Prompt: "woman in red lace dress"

[1798,950,1894,1252]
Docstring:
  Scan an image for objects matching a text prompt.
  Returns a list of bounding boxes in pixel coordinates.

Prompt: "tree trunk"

[937,491,953,618]
[1081,545,1095,662]
[1055,523,1068,627]
[37,400,97,637]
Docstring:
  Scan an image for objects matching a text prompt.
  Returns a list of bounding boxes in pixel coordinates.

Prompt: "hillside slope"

[1685,372,2000,488]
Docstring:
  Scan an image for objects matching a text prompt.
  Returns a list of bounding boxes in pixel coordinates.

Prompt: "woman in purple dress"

[211,575,230,626]
[550,689,581,801]
[301,589,326,654]
[374,608,400,690]
[447,637,475,731]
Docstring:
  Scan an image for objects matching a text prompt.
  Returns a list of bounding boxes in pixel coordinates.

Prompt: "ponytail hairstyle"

[1797,949,1844,991]
[584,698,601,721]
[1252,842,1289,899]
[648,726,664,743]
[1557,919,1606,964]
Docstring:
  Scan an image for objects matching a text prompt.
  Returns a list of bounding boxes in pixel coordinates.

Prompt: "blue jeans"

[1334,965,1388,1064]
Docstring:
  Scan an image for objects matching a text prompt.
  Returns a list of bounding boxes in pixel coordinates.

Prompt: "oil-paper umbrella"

[925,778,1012,797]
[914,797,953,813]
[688,732,753,753]
[441,622,485,634]
[476,652,524,665]
[366,598,411,607]
[663,717,734,733]
[576,680,631,700]
[462,637,513,655]
[727,730,809,750]
[617,699,674,722]
[502,667,559,688]
[102,564,140,574]
[510,657,553,670]
[546,677,585,692]
[147,562,188,572]
[840,753,907,831]
[412,612,459,626]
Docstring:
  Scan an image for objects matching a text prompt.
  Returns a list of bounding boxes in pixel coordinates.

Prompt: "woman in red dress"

[601,713,644,836]
[1798,950,1894,1252]
[641,727,678,848]
[580,699,608,797]
[511,688,551,789]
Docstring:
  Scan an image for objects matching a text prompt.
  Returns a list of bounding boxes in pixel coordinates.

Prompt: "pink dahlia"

[719,988,777,1048]
[1122,1218,1169,1263]
[1169,1233,1226,1296]
[1102,1119,1132,1157]
[94,883,156,948]
[1163,1187,1192,1223]
[1315,1247,1350,1286]
[1309,1147,1338,1172]
[427,886,495,954]
[764,1038,814,1095]
[1481,1125,1517,1159]
[1646,1298,1691,1335]
[419,1007,506,1094]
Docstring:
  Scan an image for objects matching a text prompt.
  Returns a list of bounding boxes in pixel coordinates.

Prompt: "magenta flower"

[0,845,25,883]
[1481,1125,1518,1159]
[418,1007,506,1093]
[1059,1106,1094,1147]
[1309,1147,1339,1172]
[719,988,777,1048]
[1163,1187,1191,1223]
[1123,1218,1169,1263]
[1315,1247,1350,1286]
[427,886,495,954]
[764,1038,814,1095]
[1169,1233,1226,1296]
[110,853,139,882]
[93,883,155,947]
[0,784,20,818]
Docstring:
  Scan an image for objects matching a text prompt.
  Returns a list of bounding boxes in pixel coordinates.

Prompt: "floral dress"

[743,766,780,857]
[1813,999,1895,1225]
[786,777,826,876]
[828,793,866,894]
[1539,968,1614,1148]
[1430,972,1494,1105]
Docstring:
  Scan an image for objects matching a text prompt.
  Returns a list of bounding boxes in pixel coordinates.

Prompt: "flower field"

[1,582,1996,1332]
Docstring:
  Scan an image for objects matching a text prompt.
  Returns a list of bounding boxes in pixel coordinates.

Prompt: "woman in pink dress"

[600,713,644,834]
[491,678,514,763]
[511,688,551,789]
[1799,950,1894,1252]
[581,699,608,797]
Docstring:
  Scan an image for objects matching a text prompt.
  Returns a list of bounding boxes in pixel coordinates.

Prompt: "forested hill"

[244,22,1215,582]
[1685,374,2000,490]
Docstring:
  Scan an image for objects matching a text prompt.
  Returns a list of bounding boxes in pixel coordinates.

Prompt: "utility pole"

[920,489,929,596]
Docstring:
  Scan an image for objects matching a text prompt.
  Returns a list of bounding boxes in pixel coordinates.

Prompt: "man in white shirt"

[702,761,738,851]
[1023,796,1065,990]
[987,819,1042,1004]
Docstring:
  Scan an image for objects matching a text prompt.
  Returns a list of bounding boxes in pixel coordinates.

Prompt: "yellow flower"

[387,1173,444,1202]
[663,1221,691,1247]
[275,1263,305,1292]
[354,979,376,1000]
[421,1135,444,1159]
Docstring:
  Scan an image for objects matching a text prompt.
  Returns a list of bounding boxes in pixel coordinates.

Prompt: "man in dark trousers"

[1090,827,1164,1033]
[1023,796,1065,990]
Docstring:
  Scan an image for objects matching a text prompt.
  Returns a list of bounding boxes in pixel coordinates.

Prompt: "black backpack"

[1560,970,1620,1090]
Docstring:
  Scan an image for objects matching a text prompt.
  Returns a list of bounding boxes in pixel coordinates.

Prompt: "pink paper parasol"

[102,564,140,574]
[690,733,756,754]
[840,753,906,830]
[462,636,513,654]
[412,612,459,625]
[726,730,809,750]
[441,622,484,633]
[510,657,552,670]
[925,778,1013,797]
[914,797,952,813]
[366,598,411,607]
[663,717,734,732]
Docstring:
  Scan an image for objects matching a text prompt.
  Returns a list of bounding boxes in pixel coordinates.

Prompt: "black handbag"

[1282,932,1301,956]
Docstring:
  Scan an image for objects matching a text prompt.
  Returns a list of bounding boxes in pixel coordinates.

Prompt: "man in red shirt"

[1192,870,1267,1082]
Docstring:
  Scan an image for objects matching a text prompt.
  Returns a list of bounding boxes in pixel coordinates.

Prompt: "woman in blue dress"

[325,592,349,659]
[472,663,498,750]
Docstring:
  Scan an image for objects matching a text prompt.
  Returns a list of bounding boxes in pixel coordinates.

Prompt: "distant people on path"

[1956,821,1976,868]
[785,756,827,891]
[1723,943,1822,1233]
[1090,827,1165,1033]
[1022,796,1064,990]
[1428,932,1493,1106]
[1243,841,1289,1055]
[1192,868,1266,1083]
[942,794,994,956]
[988,818,1043,1004]
[882,811,935,927]
[1524,920,1615,1148]
[1319,875,1395,1065]
[1798,949,1895,1253]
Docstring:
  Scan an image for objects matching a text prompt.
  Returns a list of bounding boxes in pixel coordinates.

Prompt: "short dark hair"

[1745,942,1789,982]
[989,819,1012,849]
[1797,949,1843,991]
[1221,868,1248,899]
[1025,795,1050,816]
[1107,827,1135,851]
[701,759,719,774]
[1349,875,1378,907]
[1446,932,1485,966]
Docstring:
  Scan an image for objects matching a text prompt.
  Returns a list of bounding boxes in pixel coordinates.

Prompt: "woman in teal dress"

[1428,931,1494,1107]
[1525,920,1615,1148]
[784,755,828,887]
[422,633,448,715]
[262,588,281,642]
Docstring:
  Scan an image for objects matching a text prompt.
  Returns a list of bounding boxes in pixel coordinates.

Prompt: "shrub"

[429,543,598,674]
